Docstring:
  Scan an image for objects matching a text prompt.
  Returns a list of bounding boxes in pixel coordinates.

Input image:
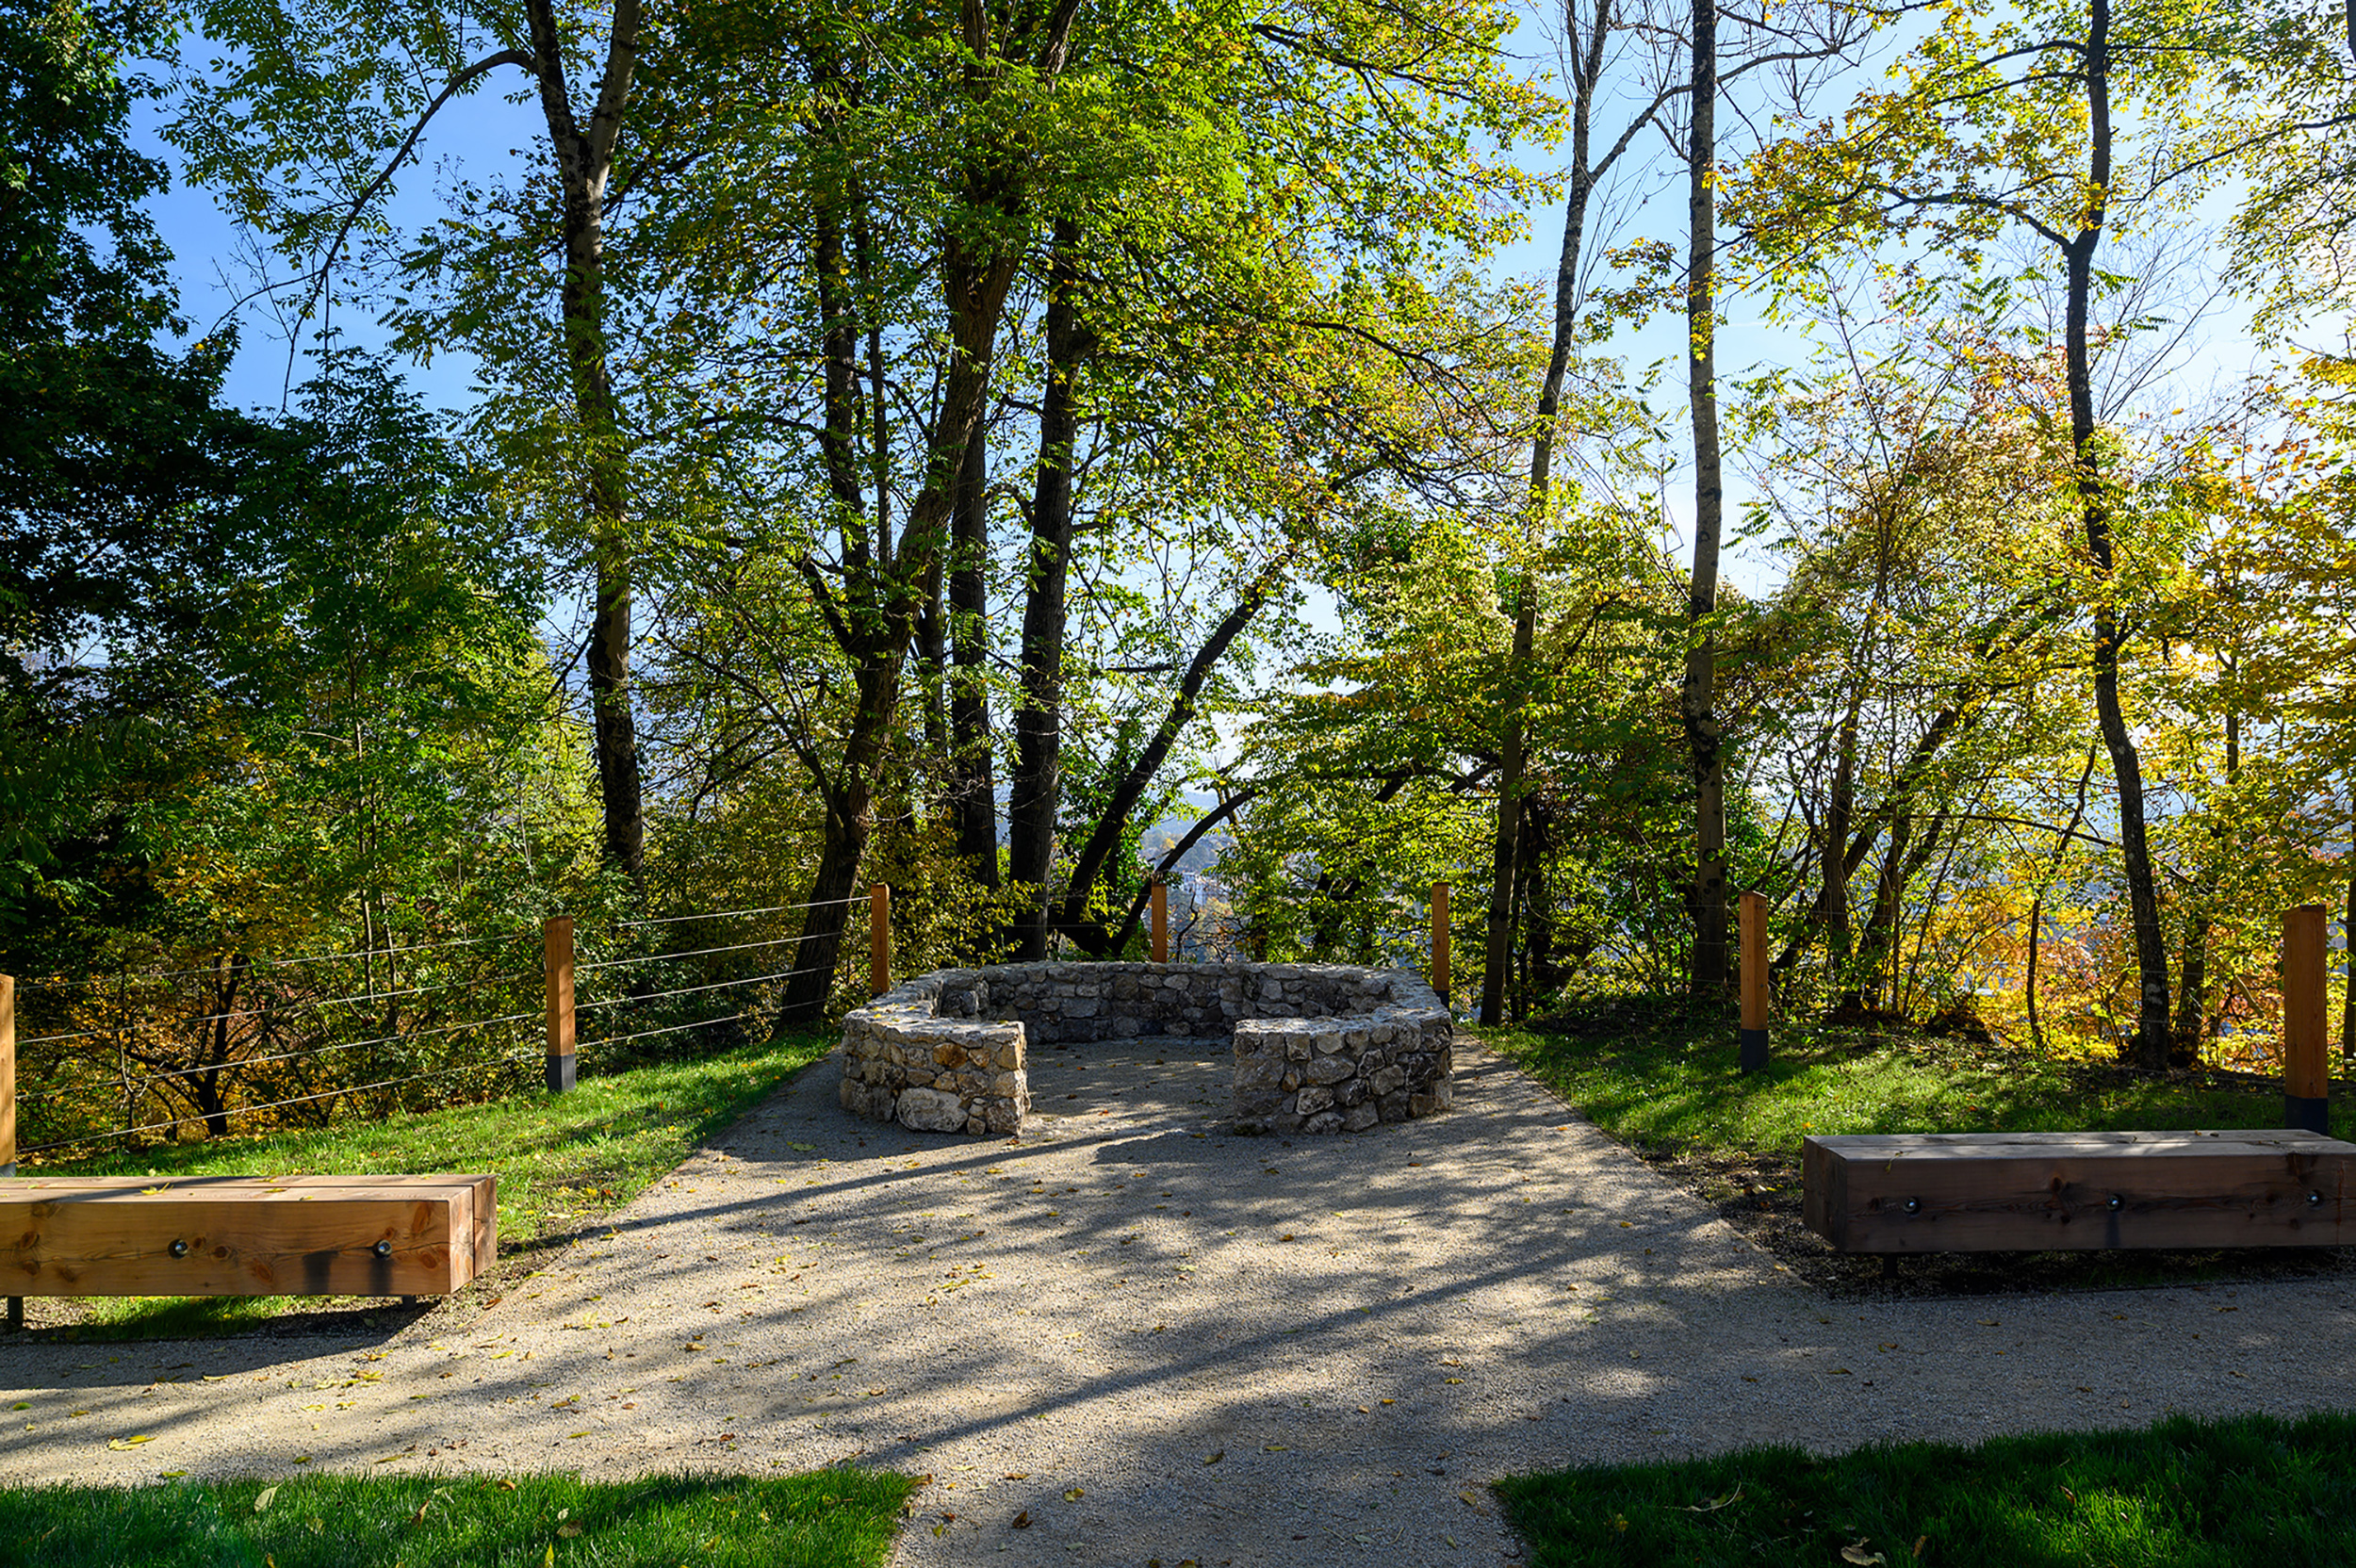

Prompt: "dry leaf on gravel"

[1011,1511,1032,1528]
[1064,1488,1085,1502]
[1203,1451,1223,1464]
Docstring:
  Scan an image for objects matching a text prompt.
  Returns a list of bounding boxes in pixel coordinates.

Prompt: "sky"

[129,4,2280,651]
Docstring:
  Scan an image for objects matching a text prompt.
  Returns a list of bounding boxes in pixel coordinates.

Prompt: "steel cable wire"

[18,1051,542,1156]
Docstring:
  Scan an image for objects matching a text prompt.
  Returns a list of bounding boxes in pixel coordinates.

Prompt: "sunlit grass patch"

[1485,1008,2339,1166]
[1497,1409,2356,1567]
[0,1468,915,1568]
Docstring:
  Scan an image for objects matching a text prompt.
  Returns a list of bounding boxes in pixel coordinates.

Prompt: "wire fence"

[7,894,875,1163]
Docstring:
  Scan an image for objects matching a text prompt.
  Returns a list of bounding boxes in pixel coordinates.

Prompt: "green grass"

[1483,1004,2346,1169]
[0,1469,914,1568]
[1496,1409,2356,1567]
[20,1034,833,1336]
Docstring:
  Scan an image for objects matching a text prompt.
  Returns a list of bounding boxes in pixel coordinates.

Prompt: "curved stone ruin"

[838,961,1452,1137]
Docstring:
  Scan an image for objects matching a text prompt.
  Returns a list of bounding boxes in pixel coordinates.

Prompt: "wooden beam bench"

[0,1172,496,1330]
[1803,1130,2356,1255]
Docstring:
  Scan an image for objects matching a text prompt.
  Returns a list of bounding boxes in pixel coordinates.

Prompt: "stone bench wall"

[838,961,1450,1137]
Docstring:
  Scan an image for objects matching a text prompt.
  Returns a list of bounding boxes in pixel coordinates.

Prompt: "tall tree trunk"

[1521,797,1558,999]
[2175,704,2234,1066]
[1820,692,1861,1008]
[1682,0,1728,995]
[1481,606,1537,1023]
[916,549,949,766]
[1482,0,1614,1025]
[1008,222,1087,959]
[950,415,999,885]
[527,0,645,885]
[781,141,1024,1023]
[2067,0,2168,1069]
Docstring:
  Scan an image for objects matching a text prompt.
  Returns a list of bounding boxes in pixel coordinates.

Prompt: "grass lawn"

[15,1033,834,1336]
[1481,999,2356,1290]
[1496,1408,2356,1567]
[0,1469,914,1568]
[1482,1003,2345,1168]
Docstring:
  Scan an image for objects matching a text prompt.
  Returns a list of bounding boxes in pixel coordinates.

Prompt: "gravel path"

[4,1037,2354,1567]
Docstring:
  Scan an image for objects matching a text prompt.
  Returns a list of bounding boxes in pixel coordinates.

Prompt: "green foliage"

[1497,1410,2356,1568]
[0,1470,915,1567]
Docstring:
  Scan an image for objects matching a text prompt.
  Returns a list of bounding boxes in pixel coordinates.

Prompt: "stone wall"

[837,962,1450,1137]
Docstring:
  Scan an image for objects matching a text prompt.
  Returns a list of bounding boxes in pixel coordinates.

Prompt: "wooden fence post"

[1,974,14,1178]
[1739,890,1770,1072]
[1432,883,1451,1004]
[545,917,576,1093]
[1151,879,1170,964]
[2285,904,2329,1135]
[2,973,13,1329]
[871,885,892,997]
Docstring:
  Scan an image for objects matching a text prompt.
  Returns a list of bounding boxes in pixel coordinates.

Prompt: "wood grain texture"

[0,973,14,1171]
[545,916,576,1062]
[1739,892,1767,1031]
[0,1173,494,1296]
[2286,906,2329,1100]
[1803,1131,2356,1253]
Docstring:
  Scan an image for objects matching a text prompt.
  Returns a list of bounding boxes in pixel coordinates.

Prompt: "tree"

[172,0,661,885]
[1735,0,2270,1067]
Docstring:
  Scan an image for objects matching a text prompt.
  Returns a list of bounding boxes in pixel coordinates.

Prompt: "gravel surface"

[4,1036,2355,1568]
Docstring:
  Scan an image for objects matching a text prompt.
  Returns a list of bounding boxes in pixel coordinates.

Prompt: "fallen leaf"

[1063,1487,1085,1502]
[1203,1451,1223,1464]
[254,1485,279,1512]
[789,1142,814,1152]
[1841,1541,1888,1565]
[1011,1511,1032,1529]
[106,1435,152,1450]
[1264,1444,1287,1452]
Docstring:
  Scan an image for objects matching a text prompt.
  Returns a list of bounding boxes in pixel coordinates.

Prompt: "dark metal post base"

[1739,1027,1770,1072]
[2287,1094,2331,1135]
[5,1297,21,1332]
[547,1053,577,1093]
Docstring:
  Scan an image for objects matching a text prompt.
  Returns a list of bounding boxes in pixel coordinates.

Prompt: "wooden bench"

[1803,1130,2356,1255]
[0,1172,496,1329]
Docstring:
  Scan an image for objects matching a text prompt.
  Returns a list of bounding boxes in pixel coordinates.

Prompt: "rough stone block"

[897,1086,967,1132]
[1294,1085,1336,1115]
[1342,1103,1380,1133]
[1305,1054,1355,1086]
[1302,1110,1346,1135]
